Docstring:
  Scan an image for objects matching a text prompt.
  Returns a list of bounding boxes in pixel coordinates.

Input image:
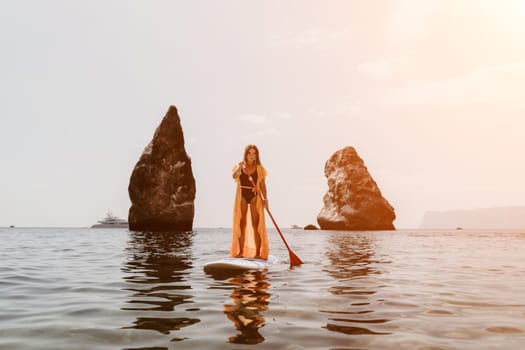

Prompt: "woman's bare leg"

[236,198,248,257]
[249,199,262,258]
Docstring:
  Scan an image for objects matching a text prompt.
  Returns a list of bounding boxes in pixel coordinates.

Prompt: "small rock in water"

[303,224,319,230]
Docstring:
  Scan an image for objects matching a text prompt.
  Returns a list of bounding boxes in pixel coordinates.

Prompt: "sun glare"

[500,0,525,26]
[509,0,525,13]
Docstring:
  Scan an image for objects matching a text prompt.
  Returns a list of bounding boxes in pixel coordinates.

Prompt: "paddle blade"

[289,250,303,266]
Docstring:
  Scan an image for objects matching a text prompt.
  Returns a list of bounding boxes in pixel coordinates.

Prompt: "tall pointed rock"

[128,105,196,231]
[317,147,395,230]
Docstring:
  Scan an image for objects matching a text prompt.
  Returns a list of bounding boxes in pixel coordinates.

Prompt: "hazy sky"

[2,0,525,228]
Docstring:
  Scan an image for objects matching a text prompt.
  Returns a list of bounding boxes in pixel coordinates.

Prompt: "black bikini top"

[240,168,258,187]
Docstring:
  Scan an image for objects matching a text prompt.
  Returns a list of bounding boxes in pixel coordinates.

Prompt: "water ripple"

[1,228,525,349]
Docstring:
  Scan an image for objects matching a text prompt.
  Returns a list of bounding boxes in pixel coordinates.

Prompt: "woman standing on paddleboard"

[230,145,269,259]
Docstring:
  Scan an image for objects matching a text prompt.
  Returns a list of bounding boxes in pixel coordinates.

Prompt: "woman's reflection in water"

[223,270,270,345]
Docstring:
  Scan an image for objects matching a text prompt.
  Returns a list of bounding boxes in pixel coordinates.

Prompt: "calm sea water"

[1,227,524,350]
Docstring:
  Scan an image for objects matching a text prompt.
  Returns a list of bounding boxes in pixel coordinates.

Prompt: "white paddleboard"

[203,255,278,274]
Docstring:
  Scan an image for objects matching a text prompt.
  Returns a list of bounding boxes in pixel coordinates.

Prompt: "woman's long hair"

[243,145,262,166]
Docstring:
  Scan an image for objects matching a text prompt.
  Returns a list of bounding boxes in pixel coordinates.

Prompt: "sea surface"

[1,227,524,350]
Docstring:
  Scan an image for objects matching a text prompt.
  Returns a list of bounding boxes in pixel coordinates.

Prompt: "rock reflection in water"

[121,231,200,335]
[223,270,270,345]
[324,233,380,281]
[322,232,391,336]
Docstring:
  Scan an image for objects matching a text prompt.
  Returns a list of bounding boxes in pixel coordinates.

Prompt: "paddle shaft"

[249,177,303,265]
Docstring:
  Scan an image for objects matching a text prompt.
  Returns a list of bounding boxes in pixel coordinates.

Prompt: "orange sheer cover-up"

[229,164,269,259]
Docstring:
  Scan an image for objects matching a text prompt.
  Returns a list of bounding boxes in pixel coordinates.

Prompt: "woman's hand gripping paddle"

[249,176,303,266]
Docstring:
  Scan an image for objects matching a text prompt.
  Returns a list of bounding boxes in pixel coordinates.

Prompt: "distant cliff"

[420,207,525,229]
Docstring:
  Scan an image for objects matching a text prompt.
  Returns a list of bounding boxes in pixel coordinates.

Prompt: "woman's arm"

[260,180,267,199]
[260,179,268,208]
[232,162,244,179]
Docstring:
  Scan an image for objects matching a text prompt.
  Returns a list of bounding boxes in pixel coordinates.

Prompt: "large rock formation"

[317,147,395,230]
[128,105,195,231]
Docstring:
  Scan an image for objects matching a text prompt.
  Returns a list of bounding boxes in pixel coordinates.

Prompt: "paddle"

[249,176,303,266]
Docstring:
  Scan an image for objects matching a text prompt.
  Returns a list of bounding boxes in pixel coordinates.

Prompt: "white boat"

[91,211,128,228]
